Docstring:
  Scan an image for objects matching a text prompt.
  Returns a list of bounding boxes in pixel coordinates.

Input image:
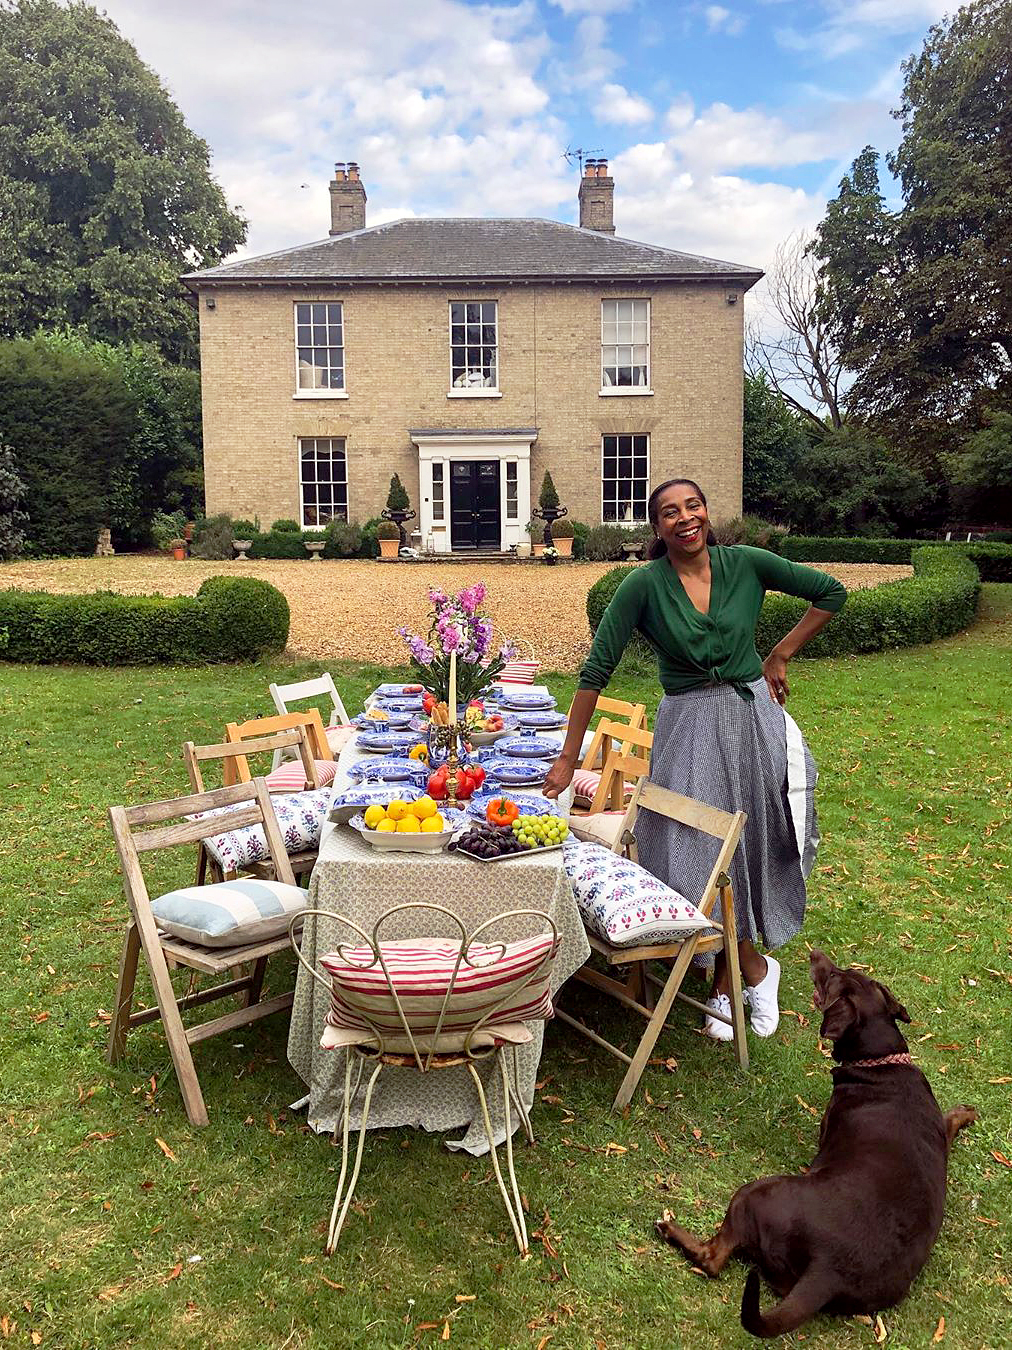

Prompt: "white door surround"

[411,429,537,554]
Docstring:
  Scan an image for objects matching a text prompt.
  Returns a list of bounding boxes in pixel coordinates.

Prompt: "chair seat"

[320,1020,534,1054]
[567,811,626,847]
[265,759,338,792]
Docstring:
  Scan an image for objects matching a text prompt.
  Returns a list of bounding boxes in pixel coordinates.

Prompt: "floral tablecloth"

[286,691,585,1155]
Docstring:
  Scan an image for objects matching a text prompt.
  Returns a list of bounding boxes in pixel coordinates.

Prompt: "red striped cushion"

[265,759,337,792]
[498,659,540,685]
[321,933,557,1040]
[571,769,634,803]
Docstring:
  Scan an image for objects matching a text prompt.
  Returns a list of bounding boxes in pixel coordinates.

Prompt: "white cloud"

[665,99,838,172]
[704,6,747,35]
[597,83,654,125]
[777,0,952,56]
[547,0,632,13]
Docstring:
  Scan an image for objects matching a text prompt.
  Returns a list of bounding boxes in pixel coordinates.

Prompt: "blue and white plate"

[374,695,425,713]
[467,791,559,822]
[352,710,414,730]
[514,710,568,730]
[348,757,427,784]
[329,783,422,824]
[498,736,562,759]
[372,683,426,698]
[354,729,421,754]
[480,757,549,785]
[496,691,556,711]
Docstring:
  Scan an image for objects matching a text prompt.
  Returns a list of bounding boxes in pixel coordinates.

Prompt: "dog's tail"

[740,1266,834,1338]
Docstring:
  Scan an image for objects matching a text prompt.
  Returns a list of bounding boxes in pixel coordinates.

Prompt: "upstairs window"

[602,434,649,523]
[601,298,649,389]
[300,437,348,527]
[295,302,345,392]
[450,301,498,390]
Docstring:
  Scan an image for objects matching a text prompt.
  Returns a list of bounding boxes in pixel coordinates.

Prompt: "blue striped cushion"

[151,878,309,948]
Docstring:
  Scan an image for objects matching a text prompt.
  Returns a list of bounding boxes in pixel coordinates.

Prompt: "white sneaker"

[747,956,781,1037]
[703,993,734,1041]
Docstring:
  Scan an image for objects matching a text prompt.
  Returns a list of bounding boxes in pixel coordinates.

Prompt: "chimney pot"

[578,158,615,233]
[329,160,367,234]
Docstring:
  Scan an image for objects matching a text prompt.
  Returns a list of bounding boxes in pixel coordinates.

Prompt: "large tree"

[813,0,1012,443]
[0,0,245,364]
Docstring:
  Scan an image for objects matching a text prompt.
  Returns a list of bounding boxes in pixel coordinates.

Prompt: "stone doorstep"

[380,551,574,564]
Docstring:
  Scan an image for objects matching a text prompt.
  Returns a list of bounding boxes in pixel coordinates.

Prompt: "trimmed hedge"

[249,530,310,559]
[782,535,1012,578]
[0,576,290,665]
[586,546,981,662]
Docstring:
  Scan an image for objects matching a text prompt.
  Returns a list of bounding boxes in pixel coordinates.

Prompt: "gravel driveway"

[0,556,911,671]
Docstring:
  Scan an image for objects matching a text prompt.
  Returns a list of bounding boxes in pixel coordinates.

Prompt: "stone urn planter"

[232,538,254,561]
[620,540,645,561]
[303,538,326,561]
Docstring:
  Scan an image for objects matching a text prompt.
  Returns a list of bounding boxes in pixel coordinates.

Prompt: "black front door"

[450,460,501,550]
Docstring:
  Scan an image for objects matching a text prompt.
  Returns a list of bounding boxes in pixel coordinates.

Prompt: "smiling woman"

[543,477,848,1043]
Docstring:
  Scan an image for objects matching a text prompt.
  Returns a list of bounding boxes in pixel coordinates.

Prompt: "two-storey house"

[183,160,762,553]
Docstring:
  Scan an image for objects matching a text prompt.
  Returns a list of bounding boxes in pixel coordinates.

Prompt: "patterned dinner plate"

[496,692,556,711]
[466,791,559,821]
[352,710,414,730]
[348,757,427,784]
[374,696,425,713]
[479,757,549,785]
[354,729,421,754]
[497,736,563,759]
[513,710,568,729]
[328,784,423,823]
[372,683,425,698]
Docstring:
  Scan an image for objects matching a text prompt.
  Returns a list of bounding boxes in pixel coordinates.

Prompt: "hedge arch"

[0,576,290,665]
[586,546,981,663]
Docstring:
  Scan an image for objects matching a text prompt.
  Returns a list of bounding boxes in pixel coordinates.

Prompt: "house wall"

[197,279,745,538]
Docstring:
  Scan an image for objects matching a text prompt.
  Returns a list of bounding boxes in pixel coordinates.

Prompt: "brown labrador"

[656,950,976,1338]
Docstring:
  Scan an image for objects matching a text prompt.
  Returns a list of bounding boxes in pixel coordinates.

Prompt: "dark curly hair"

[646,478,716,560]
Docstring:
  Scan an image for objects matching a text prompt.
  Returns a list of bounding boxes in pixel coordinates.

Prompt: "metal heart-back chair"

[291,903,560,1257]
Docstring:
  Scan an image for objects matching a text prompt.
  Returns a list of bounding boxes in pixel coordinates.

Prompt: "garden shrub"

[713,516,787,553]
[0,576,289,665]
[569,519,589,560]
[271,518,301,533]
[0,443,28,560]
[150,509,186,550]
[190,513,236,560]
[584,524,635,561]
[782,536,921,563]
[249,530,309,559]
[322,518,363,558]
[230,519,260,538]
[359,518,382,558]
[960,541,1012,581]
[587,547,980,661]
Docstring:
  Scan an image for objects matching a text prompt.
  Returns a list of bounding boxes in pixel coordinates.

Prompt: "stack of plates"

[514,710,568,730]
[354,729,421,755]
[348,757,427,785]
[497,691,556,712]
[480,757,549,786]
[329,784,423,824]
[497,736,562,759]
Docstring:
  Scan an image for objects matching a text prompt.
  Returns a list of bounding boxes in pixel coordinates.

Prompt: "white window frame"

[293,301,348,399]
[504,462,519,521]
[600,297,652,396]
[447,300,502,398]
[601,433,650,523]
[431,461,445,522]
[299,437,349,529]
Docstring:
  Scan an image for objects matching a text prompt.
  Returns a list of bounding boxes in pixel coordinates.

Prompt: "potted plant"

[551,517,575,557]
[531,470,568,548]
[169,537,186,561]
[377,520,401,559]
[381,473,416,547]
[525,518,544,557]
[541,545,559,565]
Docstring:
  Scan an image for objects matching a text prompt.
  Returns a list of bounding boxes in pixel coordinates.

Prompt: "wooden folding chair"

[568,695,647,773]
[582,720,653,816]
[223,710,334,786]
[182,728,320,884]
[557,770,748,1111]
[106,779,302,1127]
[567,730,651,854]
[269,673,351,766]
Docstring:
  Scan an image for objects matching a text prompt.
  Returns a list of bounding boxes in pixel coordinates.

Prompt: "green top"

[579,546,847,701]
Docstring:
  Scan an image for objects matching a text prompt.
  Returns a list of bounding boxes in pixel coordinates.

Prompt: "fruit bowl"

[347,812,458,853]
[466,726,511,747]
[329,784,423,824]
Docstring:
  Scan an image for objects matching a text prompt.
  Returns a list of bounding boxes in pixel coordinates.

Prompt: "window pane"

[617,299,633,322]
[466,302,481,322]
[296,304,310,324]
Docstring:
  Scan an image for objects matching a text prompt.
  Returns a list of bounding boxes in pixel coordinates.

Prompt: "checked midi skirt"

[635,677,819,955]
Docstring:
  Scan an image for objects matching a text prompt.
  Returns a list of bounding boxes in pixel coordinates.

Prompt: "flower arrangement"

[399,583,515,706]
[541,546,559,564]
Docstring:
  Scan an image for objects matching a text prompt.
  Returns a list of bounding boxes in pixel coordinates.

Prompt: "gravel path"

[0,556,912,671]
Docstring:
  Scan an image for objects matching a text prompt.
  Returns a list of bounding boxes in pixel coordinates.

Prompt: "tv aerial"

[564,146,605,175]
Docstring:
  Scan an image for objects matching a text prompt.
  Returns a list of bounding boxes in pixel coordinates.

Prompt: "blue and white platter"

[348,757,427,784]
[479,756,549,785]
[374,695,425,713]
[496,691,556,711]
[372,683,426,698]
[466,791,559,822]
[329,783,423,824]
[514,710,568,729]
[498,735,562,759]
[352,710,414,730]
[354,729,421,754]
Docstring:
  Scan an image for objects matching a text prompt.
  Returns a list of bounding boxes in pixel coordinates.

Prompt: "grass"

[1,588,1010,1349]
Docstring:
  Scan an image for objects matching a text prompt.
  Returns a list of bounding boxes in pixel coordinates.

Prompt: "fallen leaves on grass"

[320,1276,344,1291]
[162,1264,182,1284]
[155,1137,178,1162]
[932,1316,946,1342]
[990,1151,1012,1168]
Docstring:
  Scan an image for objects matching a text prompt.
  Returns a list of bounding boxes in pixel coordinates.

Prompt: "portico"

[411,428,537,554]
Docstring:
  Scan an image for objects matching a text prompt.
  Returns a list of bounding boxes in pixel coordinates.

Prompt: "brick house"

[183,161,761,553]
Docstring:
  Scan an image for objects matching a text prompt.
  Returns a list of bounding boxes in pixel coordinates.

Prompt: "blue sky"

[100,0,951,277]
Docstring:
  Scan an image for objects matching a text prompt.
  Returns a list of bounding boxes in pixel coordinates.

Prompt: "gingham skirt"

[635,678,819,954]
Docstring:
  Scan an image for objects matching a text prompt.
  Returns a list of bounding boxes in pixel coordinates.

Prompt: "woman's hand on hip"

[762,650,790,705]
[542,754,576,801]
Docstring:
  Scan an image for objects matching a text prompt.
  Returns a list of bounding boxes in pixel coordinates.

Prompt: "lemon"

[374,819,397,833]
[395,816,421,833]
[420,814,445,833]
[411,795,438,820]
[363,804,388,828]
[386,799,410,822]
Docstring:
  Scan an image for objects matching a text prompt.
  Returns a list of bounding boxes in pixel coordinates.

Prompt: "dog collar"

[843,1052,915,1069]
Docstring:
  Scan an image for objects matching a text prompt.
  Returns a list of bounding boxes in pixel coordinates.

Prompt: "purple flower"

[408,637,435,665]
[428,588,448,608]
[457,582,487,615]
[436,619,462,654]
[499,642,517,663]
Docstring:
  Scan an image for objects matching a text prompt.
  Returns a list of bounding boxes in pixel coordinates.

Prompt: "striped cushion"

[498,659,540,684]
[320,932,557,1050]
[572,768,636,806]
[562,840,709,946]
[265,759,338,792]
[151,877,309,948]
[190,789,330,871]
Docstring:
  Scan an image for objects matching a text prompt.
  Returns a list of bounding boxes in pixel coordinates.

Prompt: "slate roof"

[183,218,762,288]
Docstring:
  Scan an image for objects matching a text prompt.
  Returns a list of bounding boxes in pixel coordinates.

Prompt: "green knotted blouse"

[578,545,847,701]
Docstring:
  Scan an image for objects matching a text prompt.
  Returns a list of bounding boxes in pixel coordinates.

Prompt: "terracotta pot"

[532,542,544,556]
[172,547,186,560]
[552,536,573,557]
[378,537,400,559]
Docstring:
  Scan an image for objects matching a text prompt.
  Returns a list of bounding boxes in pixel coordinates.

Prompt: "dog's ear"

[820,996,856,1042]
[875,981,911,1023]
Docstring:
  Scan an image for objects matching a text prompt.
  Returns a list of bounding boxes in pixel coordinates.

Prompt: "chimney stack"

[578,158,615,234]
[329,161,367,235]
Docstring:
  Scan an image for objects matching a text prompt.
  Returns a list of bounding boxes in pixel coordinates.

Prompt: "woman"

[543,479,846,1039]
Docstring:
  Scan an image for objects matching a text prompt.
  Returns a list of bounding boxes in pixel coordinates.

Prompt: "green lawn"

[2,589,1010,1349]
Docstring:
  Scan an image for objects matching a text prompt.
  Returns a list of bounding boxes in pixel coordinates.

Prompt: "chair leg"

[720,883,750,1071]
[134,923,210,1128]
[499,1052,529,1253]
[326,1058,382,1255]
[106,922,141,1064]
[611,936,700,1114]
[468,1061,528,1257]
[245,956,268,1008]
[507,1045,535,1145]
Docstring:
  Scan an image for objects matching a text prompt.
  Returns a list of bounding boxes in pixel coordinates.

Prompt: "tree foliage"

[386,474,410,511]
[742,373,806,517]
[0,441,28,560]
[0,0,245,364]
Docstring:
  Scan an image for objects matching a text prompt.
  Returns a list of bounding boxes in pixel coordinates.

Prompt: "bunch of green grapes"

[511,813,569,849]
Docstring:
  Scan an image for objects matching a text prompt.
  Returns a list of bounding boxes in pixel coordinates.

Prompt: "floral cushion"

[562,841,709,947]
[264,759,337,792]
[151,877,309,948]
[190,789,330,872]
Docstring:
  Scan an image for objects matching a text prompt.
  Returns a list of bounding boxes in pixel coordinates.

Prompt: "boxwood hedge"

[0,575,290,665]
[586,546,981,663]
[782,535,1012,579]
